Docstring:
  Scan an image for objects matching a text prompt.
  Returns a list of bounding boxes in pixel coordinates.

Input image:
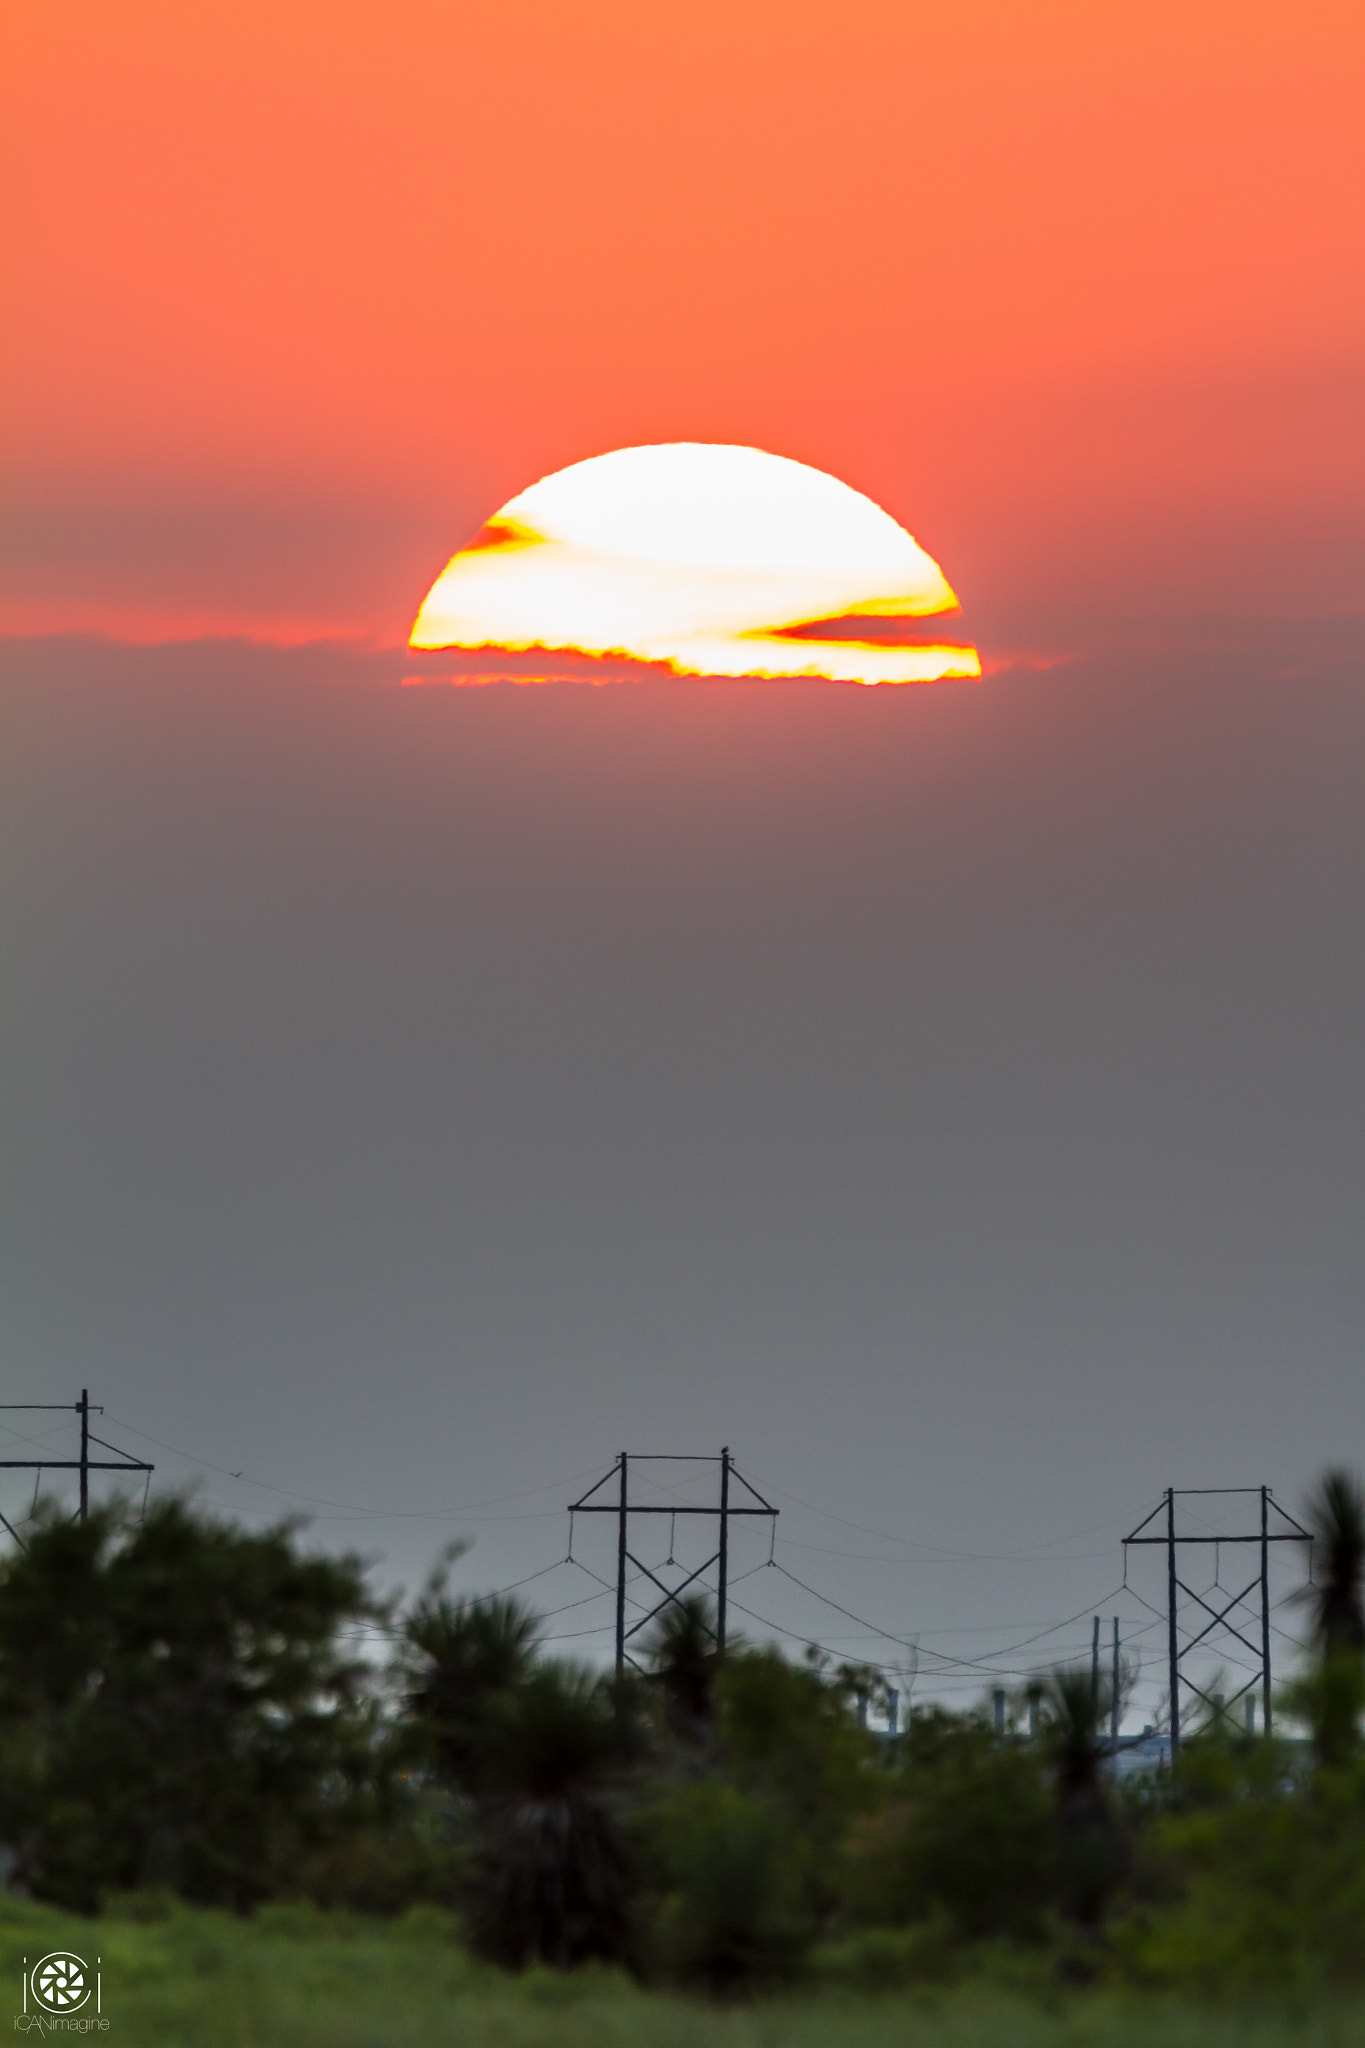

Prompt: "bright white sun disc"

[411,443,979,684]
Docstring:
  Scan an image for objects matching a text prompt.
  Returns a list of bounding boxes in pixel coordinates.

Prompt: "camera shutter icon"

[31,1952,91,2012]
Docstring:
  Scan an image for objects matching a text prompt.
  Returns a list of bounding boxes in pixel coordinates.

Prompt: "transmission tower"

[569,1448,777,1673]
[1123,1486,1312,1754]
[1,1391,154,1542]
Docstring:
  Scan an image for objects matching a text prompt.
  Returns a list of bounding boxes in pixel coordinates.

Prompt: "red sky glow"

[2,0,1361,667]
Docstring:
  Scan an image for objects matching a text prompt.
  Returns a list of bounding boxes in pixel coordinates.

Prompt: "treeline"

[2,1475,1364,1996]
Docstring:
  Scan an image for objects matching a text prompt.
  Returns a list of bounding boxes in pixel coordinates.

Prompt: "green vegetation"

[0,1500,430,1916]
[3,1469,1365,2034]
[4,1896,1365,2048]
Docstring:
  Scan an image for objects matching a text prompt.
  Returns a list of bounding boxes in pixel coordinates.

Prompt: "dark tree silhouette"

[0,1499,383,1912]
[402,1588,541,1791]
[1292,1469,1365,1767]
[643,1593,720,1739]
[401,1582,636,1968]
[1302,1470,1365,1655]
[1039,1664,1126,1934]
[469,1664,636,1969]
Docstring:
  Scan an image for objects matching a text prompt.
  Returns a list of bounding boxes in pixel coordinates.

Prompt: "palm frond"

[400,1592,542,1787]
[1300,1469,1365,1654]
[642,1593,720,1731]
[1037,1664,1115,1794]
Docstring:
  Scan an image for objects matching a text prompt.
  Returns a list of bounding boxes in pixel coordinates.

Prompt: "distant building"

[1105,1727,1171,1780]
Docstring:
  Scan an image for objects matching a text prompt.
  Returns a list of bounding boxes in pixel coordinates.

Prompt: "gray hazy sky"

[3,638,1362,1724]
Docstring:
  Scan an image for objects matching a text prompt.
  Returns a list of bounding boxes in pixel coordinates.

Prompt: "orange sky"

[2,0,1362,660]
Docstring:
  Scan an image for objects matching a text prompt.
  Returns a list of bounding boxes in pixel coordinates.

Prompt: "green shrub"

[841,1709,1055,1942]
[647,1781,811,1991]
[1124,1750,1365,1995]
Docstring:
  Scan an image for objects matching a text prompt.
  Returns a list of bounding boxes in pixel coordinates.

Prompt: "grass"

[4,1896,1365,2048]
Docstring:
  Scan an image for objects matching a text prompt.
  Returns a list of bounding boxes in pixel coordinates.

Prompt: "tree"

[1038,1664,1127,1932]
[1302,1470,1365,1655]
[0,1498,386,1913]
[1292,1469,1365,1767]
[401,1579,541,1792]
[468,1663,637,1969]
[399,1581,637,1968]
[642,1593,720,1742]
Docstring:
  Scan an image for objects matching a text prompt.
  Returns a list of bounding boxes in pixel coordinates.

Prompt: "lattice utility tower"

[1123,1486,1312,1754]
[0,1391,154,1543]
[569,1449,778,1673]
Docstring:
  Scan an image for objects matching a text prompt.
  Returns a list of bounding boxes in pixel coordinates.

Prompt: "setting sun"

[410,444,980,685]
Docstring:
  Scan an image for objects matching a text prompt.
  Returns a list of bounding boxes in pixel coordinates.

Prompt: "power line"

[763,1482,1155,1566]
[101,1412,603,1522]
[778,1533,1125,1567]
[9,1406,1315,1730]
[767,1561,1134,1676]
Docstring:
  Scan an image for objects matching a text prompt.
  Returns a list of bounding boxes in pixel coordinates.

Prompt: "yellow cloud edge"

[406,629,980,686]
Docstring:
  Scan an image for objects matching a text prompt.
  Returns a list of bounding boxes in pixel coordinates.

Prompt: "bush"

[646,1782,810,1992]
[1125,1748,1365,1995]
[841,1709,1055,1943]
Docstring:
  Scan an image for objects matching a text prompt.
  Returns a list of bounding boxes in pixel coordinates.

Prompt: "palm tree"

[1302,1470,1365,1654]
[1038,1664,1126,1932]
[472,1663,635,1969]
[403,1587,637,1967]
[642,1593,720,1739]
[1294,1469,1365,1767]
[402,1592,541,1791]
[1041,1665,1111,1798]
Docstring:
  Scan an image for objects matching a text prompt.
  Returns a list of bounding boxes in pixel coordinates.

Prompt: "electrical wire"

[763,1482,1156,1566]
[101,1412,604,1522]
[19,1413,1313,1726]
[767,1561,1134,1675]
